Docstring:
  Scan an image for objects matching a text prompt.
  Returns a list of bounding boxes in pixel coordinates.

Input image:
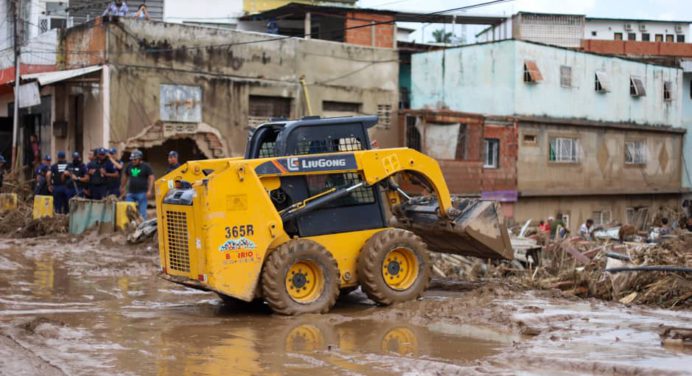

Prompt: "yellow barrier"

[0,193,18,212]
[116,201,137,231]
[32,195,54,219]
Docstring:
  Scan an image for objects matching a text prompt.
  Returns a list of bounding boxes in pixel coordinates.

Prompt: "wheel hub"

[382,248,419,291]
[286,260,324,303]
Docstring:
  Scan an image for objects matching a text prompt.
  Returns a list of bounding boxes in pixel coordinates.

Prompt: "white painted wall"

[585,19,690,42]
[164,0,243,25]
[412,40,684,128]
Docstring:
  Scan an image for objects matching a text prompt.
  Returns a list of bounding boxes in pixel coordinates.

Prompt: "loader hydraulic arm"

[254,148,455,218]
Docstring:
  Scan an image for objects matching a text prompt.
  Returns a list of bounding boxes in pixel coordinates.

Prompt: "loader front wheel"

[262,239,340,315]
[358,229,431,305]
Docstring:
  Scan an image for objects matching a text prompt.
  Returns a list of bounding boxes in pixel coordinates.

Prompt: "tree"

[430,29,454,44]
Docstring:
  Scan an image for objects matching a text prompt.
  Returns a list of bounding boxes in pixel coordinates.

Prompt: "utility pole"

[11,0,21,175]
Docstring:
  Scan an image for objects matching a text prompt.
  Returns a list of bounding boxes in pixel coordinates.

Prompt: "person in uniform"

[47,151,70,213]
[34,154,52,196]
[66,152,87,198]
[87,148,117,200]
[165,150,180,174]
[107,147,124,197]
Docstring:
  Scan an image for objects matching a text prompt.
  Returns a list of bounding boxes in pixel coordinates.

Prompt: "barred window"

[405,116,421,151]
[549,137,579,163]
[625,141,646,164]
[377,104,392,129]
[483,138,499,168]
[663,81,673,101]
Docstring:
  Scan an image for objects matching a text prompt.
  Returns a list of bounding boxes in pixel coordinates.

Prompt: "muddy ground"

[0,234,690,376]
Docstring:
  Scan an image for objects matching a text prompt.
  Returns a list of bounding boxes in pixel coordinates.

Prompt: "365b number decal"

[224,224,255,239]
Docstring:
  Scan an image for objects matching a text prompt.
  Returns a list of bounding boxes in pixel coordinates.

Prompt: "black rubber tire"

[357,228,431,305]
[261,239,340,315]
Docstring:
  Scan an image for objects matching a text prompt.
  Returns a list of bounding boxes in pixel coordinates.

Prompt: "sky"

[358,0,692,43]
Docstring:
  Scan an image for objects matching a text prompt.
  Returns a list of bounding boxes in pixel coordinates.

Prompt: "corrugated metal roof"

[23,65,102,86]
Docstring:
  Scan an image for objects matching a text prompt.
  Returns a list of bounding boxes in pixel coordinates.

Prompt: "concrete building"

[476,12,691,48]
[0,17,399,175]
[409,39,686,231]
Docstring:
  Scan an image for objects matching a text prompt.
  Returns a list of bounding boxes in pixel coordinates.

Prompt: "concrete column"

[304,12,311,39]
[102,65,110,147]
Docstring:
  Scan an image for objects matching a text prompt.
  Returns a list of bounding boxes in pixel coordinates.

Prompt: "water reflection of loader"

[156,319,430,375]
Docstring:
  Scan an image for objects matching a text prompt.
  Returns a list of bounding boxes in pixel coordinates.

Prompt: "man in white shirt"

[579,219,594,240]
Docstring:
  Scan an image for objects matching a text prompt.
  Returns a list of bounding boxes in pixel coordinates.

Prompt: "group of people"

[33,148,181,219]
[103,0,150,20]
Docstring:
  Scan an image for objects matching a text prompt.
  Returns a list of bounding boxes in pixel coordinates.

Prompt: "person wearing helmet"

[46,151,70,213]
[87,148,118,200]
[121,149,154,219]
[107,147,124,197]
[34,154,52,195]
[0,154,6,189]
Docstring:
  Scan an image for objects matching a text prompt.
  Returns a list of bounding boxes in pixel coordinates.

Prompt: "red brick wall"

[581,39,692,57]
[397,111,518,196]
[344,12,395,48]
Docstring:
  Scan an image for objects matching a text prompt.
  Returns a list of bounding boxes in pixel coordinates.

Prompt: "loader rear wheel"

[261,239,340,315]
[358,229,431,305]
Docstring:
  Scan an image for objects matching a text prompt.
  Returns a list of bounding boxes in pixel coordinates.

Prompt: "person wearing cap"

[0,155,6,189]
[34,154,52,196]
[66,152,88,198]
[121,149,154,219]
[87,148,118,200]
[107,147,124,197]
[46,151,71,213]
[165,151,180,174]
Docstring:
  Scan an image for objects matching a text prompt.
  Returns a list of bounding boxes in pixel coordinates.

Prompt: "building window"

[614,32,623,40]
[523,60,543,83]
[592,210,612,226]
[677,35,685,43]
[642,33,650,41]
[627,33,636,41]
[591,31,597,37]
[655,34,663,42]
[630,76,646,97]
[560,65,572,88]
[483,138,499,168]
[377,104,392,129]
[549,137,579,163]
[663,81,673,101]
[595,71,609,93]
[625,140,647,164]
[405,116,421,151]
[523,134,537,145]
[322,101,361,115]
[248,95,292,127]
[665,34,674,42]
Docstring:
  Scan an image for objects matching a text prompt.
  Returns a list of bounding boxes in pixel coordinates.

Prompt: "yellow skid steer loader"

[156,116,512,315]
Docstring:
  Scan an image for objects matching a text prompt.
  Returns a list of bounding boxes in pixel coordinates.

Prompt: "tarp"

[22,65,102,86]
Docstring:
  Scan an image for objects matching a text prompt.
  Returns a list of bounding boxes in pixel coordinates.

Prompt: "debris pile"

[0,201,68,238]
[529,233,691,309]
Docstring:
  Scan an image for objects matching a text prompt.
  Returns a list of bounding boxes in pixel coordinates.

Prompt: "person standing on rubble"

[165,151,180,175]
[121,149,154,219]
[87,148,118,200]
[47,151,70,214]
[578,219,594,240]
[34,155,52,196]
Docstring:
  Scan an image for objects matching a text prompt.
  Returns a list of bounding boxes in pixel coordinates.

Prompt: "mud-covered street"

[0,234,689,376]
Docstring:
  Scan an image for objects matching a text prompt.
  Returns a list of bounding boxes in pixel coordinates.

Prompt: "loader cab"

[246,116,388,237]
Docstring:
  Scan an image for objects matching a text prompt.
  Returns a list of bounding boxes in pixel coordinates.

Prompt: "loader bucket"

[392,197,513,260]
